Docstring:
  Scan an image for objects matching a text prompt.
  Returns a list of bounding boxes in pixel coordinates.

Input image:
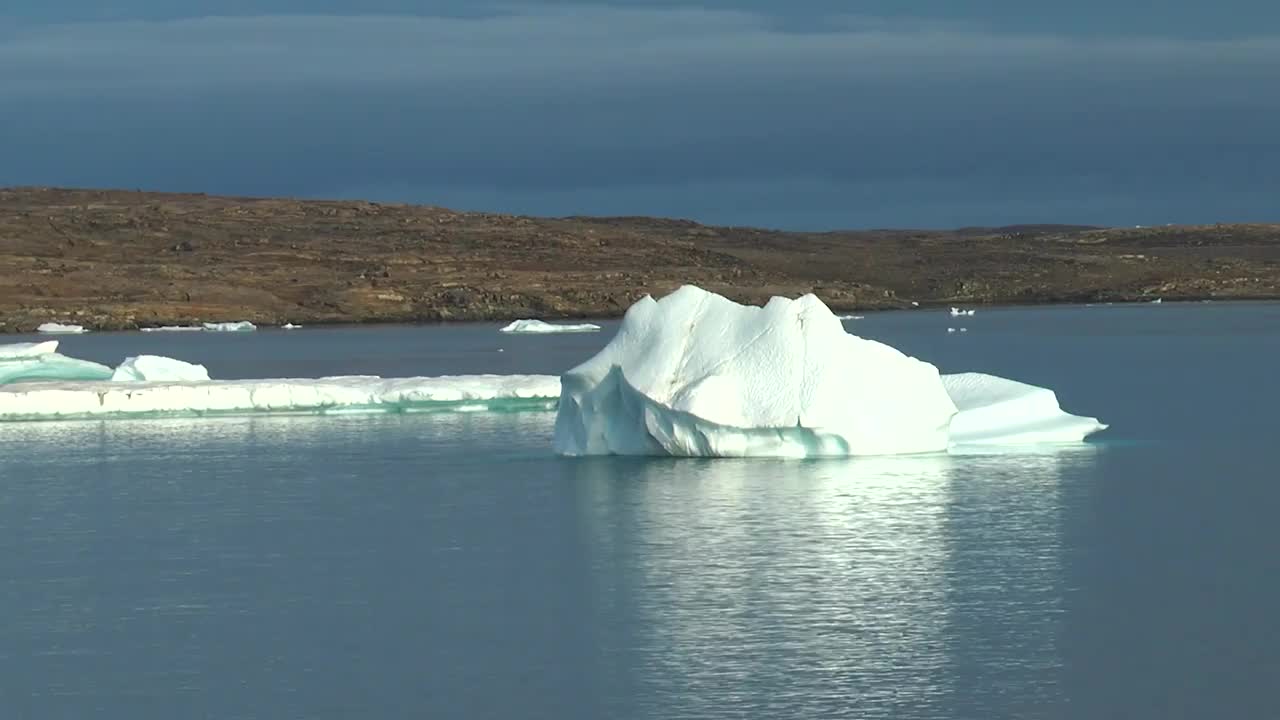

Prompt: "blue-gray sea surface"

[1,303,1277,719]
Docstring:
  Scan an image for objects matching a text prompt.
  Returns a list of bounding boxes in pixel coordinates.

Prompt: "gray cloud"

[1,7,1277,228]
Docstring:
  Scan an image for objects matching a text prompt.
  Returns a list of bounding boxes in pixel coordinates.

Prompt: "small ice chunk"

[202,321,257,332]
[836,314,865,320]
[111,355,211,382]
[0,341,60,359]
[500,319,601,334]
[141,326,204,332]
[37,322,87,334]
[281,323,302,330]
[949,307,976,317]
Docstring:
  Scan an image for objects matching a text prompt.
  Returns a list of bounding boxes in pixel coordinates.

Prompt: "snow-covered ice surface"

[500,319,601,334]
[0,341,61,359]
[0,374,560,421]
[554,285,960,457]
[36,322,87,334]
[942,373,1106,446]
[554,286,1106,458]
[203,321,257,332]
[111,355,211,382]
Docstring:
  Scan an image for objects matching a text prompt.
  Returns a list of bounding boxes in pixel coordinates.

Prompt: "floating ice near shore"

[203,321,257,332]
[37,322,87,334]
[500,319,601,334]
[0,341,114,385]
[111,355,211,382]
[836,314,865,320]
[0,374,560,421]
[554,286,1105,458]
[140,326,204,332]
[950,307,976,317]
[281,323,303,330]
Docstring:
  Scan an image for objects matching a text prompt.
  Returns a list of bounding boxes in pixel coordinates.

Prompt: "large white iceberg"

[0,374,559,421]
[554,286,960,457]
[203,321,257,332]
[111,355,211,382]
[0,341,114,385]
[500,319,601,334]
[554,286,1105,458]
[37,322,88,334]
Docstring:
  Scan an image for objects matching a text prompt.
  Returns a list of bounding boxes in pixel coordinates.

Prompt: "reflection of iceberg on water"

[572,446,1086,715]
[555,286,1106,458]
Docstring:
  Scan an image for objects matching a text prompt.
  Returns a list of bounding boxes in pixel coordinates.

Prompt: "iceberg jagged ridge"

[554,286,1106,458]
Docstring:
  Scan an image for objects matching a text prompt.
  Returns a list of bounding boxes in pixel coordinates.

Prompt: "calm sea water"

[2,303,1278,719]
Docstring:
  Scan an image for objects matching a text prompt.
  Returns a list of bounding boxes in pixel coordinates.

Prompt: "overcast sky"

[2,1,1277,229]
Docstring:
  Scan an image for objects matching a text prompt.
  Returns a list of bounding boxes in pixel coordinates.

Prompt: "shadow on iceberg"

[554,285,1106,458]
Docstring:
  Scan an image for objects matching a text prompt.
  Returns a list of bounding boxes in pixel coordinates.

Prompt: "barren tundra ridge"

[2,187,1278,332]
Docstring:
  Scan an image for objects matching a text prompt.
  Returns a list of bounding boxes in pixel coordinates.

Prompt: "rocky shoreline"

[2,187,1277,332]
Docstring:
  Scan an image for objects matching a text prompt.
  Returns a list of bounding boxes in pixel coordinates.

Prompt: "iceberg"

[281,323,303,330]
[554,286,1106,458]
[140,325,204,332]
[0,374,560,421]
[0,350,114,385]
[203,321,257,332]
[37,322,87,334]
[500,319,601,334]
[950,307,976,317]
[554,286,959,457]
[111,355,211,382]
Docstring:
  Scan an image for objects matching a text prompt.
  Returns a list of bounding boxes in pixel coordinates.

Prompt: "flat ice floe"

[0,374,560,421]
[37,322,88,334]
[140,325,205,332]
[554,286,1105,458]
[203,321,257,332]
[500,319,601,334]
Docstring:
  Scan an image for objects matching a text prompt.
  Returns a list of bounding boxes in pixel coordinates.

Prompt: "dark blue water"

[2,302,1278,719]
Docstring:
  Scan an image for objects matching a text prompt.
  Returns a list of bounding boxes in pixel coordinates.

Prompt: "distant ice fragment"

[111,355,211,382]
[554,286,958,457]
[836,314,865,320]
[37,322,87,334]
[203,321,257,332]
[500,319,601,334]
[949,307,976,317]
[141,326,204,332]
[281,323,302,329]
